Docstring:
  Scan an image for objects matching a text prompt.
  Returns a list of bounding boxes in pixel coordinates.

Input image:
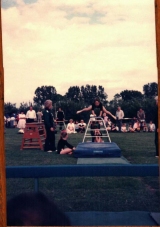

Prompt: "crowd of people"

[4,106,43,133]
[4,102,156,134]
[4,96,158,156]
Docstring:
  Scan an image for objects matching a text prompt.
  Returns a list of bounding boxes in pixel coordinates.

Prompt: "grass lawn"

[5,128,160,212]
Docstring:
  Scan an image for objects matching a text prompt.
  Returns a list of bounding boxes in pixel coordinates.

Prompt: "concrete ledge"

[66,211,158,226]
[150,212,160,225]
[77,156,130,165]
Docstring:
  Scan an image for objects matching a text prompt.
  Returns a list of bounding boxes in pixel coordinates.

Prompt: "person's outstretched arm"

[76,105,92,114]
[102,106,116,120]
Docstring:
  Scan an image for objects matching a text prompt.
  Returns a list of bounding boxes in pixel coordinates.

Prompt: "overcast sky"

[2,0,158,106]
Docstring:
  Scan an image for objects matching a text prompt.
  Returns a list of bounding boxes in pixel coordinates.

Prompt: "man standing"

[56,107,65,130]
[154,96,158,157]
[116,106,124,132]
[137,107,145,131]
[26,106,37,123]
[43,100,56,153]
[37,110,43,123]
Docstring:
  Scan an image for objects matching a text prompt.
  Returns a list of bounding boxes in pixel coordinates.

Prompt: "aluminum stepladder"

[82,116,111,143]
[56,120,67,130]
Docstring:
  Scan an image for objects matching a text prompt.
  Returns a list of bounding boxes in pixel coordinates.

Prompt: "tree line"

[5,82,158,123]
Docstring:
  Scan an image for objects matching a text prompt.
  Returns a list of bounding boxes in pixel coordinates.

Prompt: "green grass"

[5,128,160,212]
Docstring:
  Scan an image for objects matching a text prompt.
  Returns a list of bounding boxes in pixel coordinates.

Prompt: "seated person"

[143,122,148,132]
[78,119,86,133]
[121,123,127,132]
[133,120,140,132]
[74,120,79,132]
[66,119,77,134]
[57,130,75,154]
[90,120,100,142]
[148,121,155,132]
[106,124,111,131]
[108,119,112,127]
[128,124,135,132]
[93,128,103,143]
[131,117,137,127]
[102,112,108,126]
[111,123,118,132]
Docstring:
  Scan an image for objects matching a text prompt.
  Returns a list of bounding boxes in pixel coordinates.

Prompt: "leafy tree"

[143,82,158,98]
[33,86,57,106]
[19,102,30,113]
[4,102,18,116]
[114,93,122,100]
[119,90,143,101]
[65,84,108,106]
[65,86,81,103]
[81,85,107,105]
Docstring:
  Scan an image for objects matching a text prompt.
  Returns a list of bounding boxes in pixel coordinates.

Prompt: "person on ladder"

[76,97,116,120]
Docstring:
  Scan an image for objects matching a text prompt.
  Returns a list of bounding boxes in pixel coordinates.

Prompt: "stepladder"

[20,123,46,150]
[56,120,67,130]
[82,116,111,143]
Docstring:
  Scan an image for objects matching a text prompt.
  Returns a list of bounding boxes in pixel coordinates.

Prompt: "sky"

[2,0,158,106]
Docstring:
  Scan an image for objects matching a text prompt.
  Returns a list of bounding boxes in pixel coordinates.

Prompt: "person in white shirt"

[26,106,37,123]
[37,110,43,123]
[66,119,77,134]
[106,119,112,131]
[10,115,16,128]
[133,120,140,132]
[115,106,124,132]
[17,110,26,133]
[102,112,108,126]
[78,120,86,133]
[148,121,155,132]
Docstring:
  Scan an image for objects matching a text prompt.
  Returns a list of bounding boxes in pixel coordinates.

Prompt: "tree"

[19,102,30,113]
[4,102,18,115]
[80,85,107,105]
[65,86,81,103]
[119,90,143,101]
[65,85,108,105]
[33,86,57,106]
[143,82,158,98]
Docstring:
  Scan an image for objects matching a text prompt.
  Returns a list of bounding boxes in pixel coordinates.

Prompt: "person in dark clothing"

[76,97,116,119]
[56,107,65,130]
[7,192,71,226]
[43,100,56,153]
[57,130,75,154]
[154,96,159,157]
